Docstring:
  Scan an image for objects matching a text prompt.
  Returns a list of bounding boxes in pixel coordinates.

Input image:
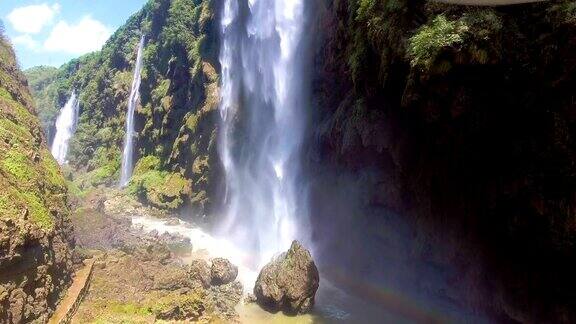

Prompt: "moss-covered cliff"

[311,0,576,322]
[0,30,74,322]
[21,0,576,321]
[28,0,221,216]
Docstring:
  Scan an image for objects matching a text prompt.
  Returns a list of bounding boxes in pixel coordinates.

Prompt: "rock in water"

[254,241,319,314]
[211,258,238,285]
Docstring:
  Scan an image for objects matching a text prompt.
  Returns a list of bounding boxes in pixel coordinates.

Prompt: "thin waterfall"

[51,92,79,165]
[218,0,309,266]
[120,35,145,187]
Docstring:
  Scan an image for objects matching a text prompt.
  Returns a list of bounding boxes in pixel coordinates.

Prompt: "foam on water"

[131,216,258,289]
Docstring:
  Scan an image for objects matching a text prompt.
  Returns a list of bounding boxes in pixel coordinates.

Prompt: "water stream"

[218,0,309,268]
[51,92,79,164]
[120,35,145,187]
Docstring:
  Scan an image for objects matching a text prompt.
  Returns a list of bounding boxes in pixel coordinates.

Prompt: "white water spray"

[51,92,79,165]
[120,36,145,187]
[218,0,309,267]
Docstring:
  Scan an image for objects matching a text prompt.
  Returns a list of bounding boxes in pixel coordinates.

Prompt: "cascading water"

[120,35,145,187]
[51,92,79,165]
[218,0,309,266]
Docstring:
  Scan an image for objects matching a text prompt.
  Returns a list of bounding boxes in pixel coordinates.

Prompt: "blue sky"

[0,0,147,69]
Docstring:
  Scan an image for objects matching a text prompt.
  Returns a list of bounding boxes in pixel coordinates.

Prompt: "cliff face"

[0,33,74,322]
[310,0,576,322]
[28,0,222,216]
[21,0,576,321]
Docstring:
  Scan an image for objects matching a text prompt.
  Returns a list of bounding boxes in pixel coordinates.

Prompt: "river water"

[131,215,414,324]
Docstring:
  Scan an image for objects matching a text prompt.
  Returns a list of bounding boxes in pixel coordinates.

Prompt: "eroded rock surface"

[189,259,211,289]
[71,197,244,322]
[211,258,238,286]
[254,241,319,314]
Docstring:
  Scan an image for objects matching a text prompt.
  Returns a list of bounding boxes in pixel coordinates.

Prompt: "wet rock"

[157,232,191,248]
[131,243,172,265]
[164,218,180,226]
[210,258,238,286]
[254,241,319,314]
[188,259,211,289]
[244,293,257,304]
[208,281,243,318]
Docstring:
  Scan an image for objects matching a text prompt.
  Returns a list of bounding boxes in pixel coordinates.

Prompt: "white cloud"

[7,3,60,34]
[12,34,39,50]
[43,16,112,54]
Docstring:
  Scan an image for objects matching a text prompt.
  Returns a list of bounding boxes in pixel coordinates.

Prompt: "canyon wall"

[22,0,576,321]
[0,31,74,323]
[309,1,576,322]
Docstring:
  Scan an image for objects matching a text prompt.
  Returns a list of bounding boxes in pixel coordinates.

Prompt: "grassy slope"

[0,35,69,229]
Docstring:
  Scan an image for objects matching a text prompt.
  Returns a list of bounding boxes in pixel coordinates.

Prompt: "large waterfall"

[51,92,79,165]
[218,0,309,266]
[120,36,145,187]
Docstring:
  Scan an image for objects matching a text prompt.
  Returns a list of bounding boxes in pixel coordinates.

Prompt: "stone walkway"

[48,258,95,324]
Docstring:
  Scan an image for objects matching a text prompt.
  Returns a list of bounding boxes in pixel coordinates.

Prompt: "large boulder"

[189,259,211,289]
[254,241,319,314]
[211,258,238,285]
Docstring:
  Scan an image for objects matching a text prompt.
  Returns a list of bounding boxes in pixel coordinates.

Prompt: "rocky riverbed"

[68,190,407,324]
[69,191,245,322]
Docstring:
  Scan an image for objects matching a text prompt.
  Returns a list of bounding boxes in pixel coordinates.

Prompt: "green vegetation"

[152,292,206,321]
[408,15,466,70]
[0,31,69,231]
[72,148,121,194]
[75,300,154,323]
[408,9,503,73]
[20,191,53,229]
[24,66,61,134]
[25,0,220,215]
[133,154,161,175]
[2,149,31,181]
[128,157,190,210]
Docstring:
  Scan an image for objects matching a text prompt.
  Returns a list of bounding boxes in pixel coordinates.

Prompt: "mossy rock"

[0,32,74,322]
[1,36,69,230]
[152,291,206,321]
[129,169,191,210]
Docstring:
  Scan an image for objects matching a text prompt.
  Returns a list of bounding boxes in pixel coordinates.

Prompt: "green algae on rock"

[0,30,74,322]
